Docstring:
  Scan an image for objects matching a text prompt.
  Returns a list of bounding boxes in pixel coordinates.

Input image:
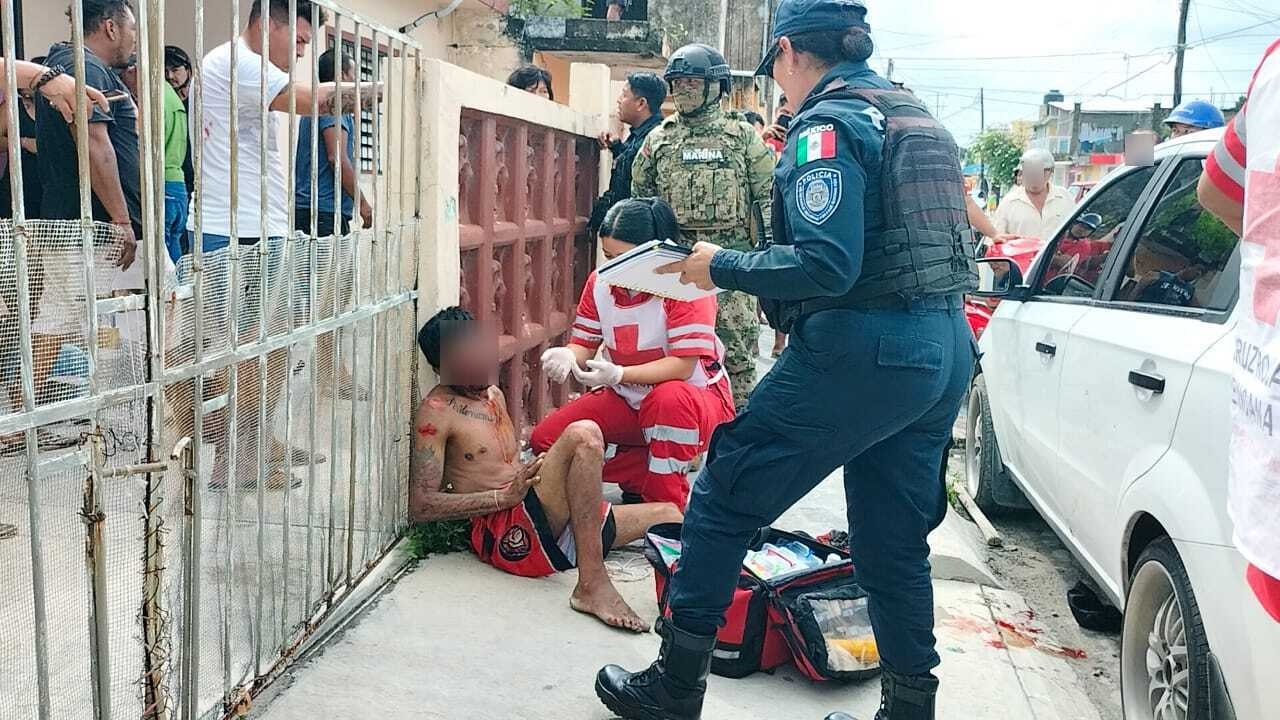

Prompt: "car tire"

[1121,537,1212,720]
[964,374,1017,516]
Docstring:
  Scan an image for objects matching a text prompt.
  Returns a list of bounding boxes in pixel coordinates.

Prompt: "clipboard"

[597,240,721,301]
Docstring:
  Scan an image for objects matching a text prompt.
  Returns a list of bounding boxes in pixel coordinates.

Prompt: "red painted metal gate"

[457,109,598,439]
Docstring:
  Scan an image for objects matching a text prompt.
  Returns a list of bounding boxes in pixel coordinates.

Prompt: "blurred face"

[266,15,313,71]
[1168,122,1197,139]
[438,323,498,390]
[1068,222,1091,240]
[600,233,637,261]
[616,85,647,126]
[1020,162,1051,194]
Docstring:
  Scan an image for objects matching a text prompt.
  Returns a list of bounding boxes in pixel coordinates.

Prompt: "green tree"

[967,127,1024,192]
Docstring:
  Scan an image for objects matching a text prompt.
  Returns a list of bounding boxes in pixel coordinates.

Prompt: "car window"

[1035,165,1158,299]
[1111,159,1240,312]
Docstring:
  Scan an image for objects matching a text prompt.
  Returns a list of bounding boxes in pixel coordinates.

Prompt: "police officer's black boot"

[595,618,716,720]
[823,669,938,720]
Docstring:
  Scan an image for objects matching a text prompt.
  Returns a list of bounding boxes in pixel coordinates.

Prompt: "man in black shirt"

[36,0,139,270]
[590,72,666,232]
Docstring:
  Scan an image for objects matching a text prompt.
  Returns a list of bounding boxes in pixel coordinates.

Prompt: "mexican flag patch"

[797,125,836,165]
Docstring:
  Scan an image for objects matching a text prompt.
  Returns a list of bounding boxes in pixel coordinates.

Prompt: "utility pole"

[886,58,895,82]
[718,0,730,56]
[1174,0,1191,106]
[978,88,986,199]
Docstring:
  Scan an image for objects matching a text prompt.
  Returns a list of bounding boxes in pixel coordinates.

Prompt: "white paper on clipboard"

[597,240,722,302]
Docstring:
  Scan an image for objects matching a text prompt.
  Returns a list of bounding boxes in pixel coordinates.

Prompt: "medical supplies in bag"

[644,523,880,682]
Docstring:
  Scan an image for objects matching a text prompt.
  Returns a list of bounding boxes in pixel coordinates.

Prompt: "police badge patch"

[795,168,842,225]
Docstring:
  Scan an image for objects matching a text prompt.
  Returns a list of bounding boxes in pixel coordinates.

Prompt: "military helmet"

[664,44,732,98]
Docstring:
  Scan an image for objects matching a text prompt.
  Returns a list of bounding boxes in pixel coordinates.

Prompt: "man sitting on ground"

[409,307,683,633]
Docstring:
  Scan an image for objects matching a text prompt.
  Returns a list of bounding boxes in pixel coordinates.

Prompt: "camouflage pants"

[716,289,759,409]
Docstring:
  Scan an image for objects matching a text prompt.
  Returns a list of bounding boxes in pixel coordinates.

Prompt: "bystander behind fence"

[0,0,423,717]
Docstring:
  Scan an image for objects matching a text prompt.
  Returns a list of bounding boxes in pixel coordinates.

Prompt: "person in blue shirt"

[593,1,976,719]
[295,48,371,238]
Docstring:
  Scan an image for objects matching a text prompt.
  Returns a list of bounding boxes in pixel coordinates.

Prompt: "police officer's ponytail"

[599,197,684,246]
[789,26,874,67]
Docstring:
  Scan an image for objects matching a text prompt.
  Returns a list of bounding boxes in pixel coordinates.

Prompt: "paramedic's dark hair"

[318,48,353,84]
[419,307,474,371]
[507,64,554,101]
[69,0,132,34]
[788,27,874,67]
[249,0,327,27]
[599,197,681,247]
[742,111,765,127]
[626,71,666,114]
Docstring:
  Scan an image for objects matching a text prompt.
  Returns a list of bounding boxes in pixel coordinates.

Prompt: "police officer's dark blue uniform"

[594,2,976,719]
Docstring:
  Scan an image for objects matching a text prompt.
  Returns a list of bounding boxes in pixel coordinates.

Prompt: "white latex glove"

[573,359,625,388]
[540,347,578,384]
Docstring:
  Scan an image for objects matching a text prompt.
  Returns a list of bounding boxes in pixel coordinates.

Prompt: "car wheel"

[964,374,1015,516]
[1121,537,1211,720]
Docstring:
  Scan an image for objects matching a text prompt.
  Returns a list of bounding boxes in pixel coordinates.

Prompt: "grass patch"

[405,520,472,559]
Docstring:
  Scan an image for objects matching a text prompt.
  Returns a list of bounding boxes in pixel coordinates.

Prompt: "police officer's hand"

[572,359,625,388]
[657,241,720,291]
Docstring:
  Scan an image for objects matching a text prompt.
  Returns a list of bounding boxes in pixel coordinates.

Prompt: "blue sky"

[859,0,1279,145]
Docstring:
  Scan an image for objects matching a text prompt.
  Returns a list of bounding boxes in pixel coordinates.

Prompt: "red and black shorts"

[469,489,617,579]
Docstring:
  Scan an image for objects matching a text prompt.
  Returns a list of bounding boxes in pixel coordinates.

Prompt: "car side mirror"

[974,258,1024,298]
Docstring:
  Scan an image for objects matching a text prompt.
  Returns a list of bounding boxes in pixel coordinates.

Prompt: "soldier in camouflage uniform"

[632,43,776,409]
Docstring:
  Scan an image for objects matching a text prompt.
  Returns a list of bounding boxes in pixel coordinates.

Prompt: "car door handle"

[1128,370,1166,394]
[1035,341,1057,357]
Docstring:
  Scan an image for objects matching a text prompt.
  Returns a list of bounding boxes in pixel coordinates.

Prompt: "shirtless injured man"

[409,307,683,632]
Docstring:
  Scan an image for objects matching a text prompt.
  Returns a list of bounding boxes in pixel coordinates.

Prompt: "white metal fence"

[0,0,422,717]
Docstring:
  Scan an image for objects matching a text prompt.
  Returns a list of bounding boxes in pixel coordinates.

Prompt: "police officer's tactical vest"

[764,84,977,331]
[648,112,756,236]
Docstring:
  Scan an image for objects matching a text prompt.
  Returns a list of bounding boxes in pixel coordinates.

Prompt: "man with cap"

[164,45,196,197]
[993,147,1074,240]
[1163,98,1225,139]
[631,43,776,410]
[594,1,976,719]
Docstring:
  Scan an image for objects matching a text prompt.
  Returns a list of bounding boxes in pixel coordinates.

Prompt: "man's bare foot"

[570,580,650,633]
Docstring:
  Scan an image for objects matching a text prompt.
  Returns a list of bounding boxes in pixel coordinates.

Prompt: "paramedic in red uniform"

[409,307,683,633]
[532,198,736,512]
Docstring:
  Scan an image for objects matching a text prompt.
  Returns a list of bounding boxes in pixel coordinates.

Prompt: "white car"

[965,128,1279,720]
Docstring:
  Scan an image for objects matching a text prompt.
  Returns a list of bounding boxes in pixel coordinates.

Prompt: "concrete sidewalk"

[251,471,1101,720]
[251,340,1100,719]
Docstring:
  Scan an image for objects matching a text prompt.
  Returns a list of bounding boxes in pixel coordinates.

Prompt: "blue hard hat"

[1164,99,1225,131]
[755,0,870,76]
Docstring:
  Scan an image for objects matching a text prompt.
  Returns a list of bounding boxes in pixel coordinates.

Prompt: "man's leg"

[531,386,650,497]
[634,381,734,511]
[715,290,759,409]
[535,419,656,632]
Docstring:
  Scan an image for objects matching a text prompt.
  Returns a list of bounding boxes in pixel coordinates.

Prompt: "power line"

[1194,0,1235,93]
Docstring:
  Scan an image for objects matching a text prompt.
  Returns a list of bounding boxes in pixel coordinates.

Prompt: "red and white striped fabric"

[1205,37,1280,619]
[571,272,727,409]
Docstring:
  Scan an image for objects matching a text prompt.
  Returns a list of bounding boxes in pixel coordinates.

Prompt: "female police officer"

[593,1,977,719]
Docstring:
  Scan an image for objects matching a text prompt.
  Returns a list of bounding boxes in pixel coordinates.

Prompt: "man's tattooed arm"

[409,400,511,522]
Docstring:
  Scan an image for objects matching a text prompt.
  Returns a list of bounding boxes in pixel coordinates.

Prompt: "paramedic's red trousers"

[531,381,734,511]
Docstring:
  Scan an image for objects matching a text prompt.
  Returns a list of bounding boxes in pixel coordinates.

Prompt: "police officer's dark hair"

[743,111,765,127]
[507,64,555,101]
[419,306,474,372]
[626,72,666,114]
[599,197,682,247]
[787,26,875,67]
[318,48,353,84]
